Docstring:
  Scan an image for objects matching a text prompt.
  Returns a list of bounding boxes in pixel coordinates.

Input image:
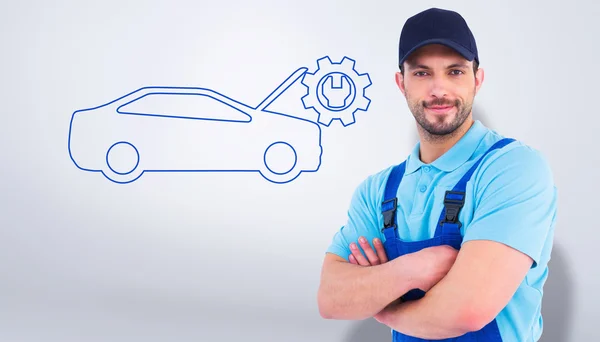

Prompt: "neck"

[417,116,474,164]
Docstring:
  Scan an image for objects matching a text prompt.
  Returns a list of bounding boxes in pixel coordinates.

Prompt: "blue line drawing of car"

[68,67,323,184]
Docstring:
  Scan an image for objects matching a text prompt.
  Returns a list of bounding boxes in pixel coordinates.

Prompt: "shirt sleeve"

[462,144,558,268]
[325,172,388,261]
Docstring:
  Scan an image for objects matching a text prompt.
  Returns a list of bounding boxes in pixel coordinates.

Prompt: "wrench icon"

[321,74,353,109]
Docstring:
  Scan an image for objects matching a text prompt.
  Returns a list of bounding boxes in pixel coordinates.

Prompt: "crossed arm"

[358,238,533,339]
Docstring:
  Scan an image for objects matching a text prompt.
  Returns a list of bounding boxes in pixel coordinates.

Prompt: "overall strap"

[381,161,406,241]
[435,138,516,237]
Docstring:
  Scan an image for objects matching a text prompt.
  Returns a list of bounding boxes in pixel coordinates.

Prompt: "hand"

[411,245,459,292]
[347,236,388,266]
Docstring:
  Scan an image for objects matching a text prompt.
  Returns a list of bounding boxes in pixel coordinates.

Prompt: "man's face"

[396,44,484,137]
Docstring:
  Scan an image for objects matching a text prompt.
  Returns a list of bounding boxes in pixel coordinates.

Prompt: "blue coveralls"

[381,138,515,341]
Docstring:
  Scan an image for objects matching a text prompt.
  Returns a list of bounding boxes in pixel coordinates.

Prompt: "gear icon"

[301,56,372,127]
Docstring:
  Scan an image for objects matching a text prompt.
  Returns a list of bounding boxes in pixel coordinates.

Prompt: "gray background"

[1,0,597,341]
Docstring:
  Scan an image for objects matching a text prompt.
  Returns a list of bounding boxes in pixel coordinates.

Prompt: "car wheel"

[260,141,301,183]
[101,141,144,184]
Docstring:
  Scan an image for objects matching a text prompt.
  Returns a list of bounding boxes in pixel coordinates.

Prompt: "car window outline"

[116,92,253,123]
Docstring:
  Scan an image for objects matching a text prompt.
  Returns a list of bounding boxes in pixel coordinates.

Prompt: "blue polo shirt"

[326,120,557,342]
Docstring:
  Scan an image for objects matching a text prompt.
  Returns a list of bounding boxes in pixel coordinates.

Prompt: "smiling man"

[317,7,557,342]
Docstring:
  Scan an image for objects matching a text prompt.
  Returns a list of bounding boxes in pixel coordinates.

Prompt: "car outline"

[68,67,323,184]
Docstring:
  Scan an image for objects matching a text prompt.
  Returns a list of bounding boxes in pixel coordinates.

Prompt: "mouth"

[425,105,454,115]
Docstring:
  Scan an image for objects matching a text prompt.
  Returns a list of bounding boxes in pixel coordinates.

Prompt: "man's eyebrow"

[406,62,469,70]
[446,63,469,69]
[405,62,430,70]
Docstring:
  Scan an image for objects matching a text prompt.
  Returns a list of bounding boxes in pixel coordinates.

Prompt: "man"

[317,7,557,342]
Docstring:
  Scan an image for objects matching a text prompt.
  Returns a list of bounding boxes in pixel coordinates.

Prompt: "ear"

[474,67,484,95]
[395,71,406,96]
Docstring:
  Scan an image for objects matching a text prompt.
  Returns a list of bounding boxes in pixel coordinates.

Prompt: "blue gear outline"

[301,56,372,127]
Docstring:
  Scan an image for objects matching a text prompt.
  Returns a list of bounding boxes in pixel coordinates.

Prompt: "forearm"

[376,280,474,339]
[376,240,530,339]
[318,253,417,320]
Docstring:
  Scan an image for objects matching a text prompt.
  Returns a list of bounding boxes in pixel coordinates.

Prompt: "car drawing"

[68,67,323,184]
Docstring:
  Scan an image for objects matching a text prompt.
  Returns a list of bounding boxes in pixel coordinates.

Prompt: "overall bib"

[381,138,515,341]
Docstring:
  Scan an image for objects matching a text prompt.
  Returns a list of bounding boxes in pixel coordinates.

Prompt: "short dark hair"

[399,59,479,76]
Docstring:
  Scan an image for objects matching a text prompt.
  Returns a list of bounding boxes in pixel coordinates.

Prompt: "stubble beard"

[406,90,474,143]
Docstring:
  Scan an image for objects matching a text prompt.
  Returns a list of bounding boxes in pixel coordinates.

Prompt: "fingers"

[348,236,388,266]
[358,236,381,265]
[350,242,371,266]
[373,238,388,263]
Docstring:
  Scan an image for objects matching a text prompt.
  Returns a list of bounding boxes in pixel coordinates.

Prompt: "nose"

[428,75,451,99]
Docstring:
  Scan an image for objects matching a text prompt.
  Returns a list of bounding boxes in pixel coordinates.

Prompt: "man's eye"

[414,71,428,76]
[450,70,464,75]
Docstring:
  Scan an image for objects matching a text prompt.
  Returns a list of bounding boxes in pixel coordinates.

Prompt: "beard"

[407,92,473,138]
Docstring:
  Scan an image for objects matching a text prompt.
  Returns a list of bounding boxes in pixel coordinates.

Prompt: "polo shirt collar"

[405,120,488,174]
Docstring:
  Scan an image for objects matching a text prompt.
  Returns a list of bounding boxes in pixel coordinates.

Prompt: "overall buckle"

[440,190,465,228]
[381,197,398,232]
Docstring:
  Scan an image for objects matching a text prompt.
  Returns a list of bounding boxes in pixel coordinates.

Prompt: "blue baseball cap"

[398,8,479,68]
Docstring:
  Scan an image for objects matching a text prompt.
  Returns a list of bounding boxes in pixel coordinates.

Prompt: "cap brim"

[399,38,476,66]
